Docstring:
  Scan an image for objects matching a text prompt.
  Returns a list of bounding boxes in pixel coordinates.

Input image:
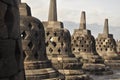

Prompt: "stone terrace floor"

[90,69,120,80]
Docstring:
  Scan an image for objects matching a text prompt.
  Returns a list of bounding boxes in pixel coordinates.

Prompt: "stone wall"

[0,0,25,80]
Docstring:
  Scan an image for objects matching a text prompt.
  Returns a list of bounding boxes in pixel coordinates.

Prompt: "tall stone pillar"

[19,3,64,80]
[71,11,112,75]
[80,11,86,29]
[96,19,120,69]
[48,0,57,21]
[103,19,109,35]
[0,0,25,80]
[42,0,92,80]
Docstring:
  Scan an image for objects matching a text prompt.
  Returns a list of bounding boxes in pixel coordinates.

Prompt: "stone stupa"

[19,2,64,80]
[0,0,25,80]
[71,11,112,75]
[42,0,92,80]
[96,19,120,69]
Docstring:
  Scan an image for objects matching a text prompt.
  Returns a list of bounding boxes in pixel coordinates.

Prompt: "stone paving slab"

[90,70,120,80]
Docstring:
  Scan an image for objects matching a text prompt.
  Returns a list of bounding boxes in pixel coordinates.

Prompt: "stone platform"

[51,56,91,80]
[105,60,120,69]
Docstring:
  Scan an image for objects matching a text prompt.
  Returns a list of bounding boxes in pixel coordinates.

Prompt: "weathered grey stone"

[71,11,113,75]
[0,1,20,39]
[96,19,120,69]
[43,25,91,79]
[48,0,57,21]
[116,40,120,53]
[19,3,31,16]
[0,40,18,77]
[80,11,86,29]
[0,0,25,80]
[103,19,109,35]
[0,0,19,5]
[19,3,64,80]
[42,0,92,80]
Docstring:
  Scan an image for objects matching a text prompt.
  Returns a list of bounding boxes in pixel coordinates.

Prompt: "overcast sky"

[21,0,120,26]
[21,0,120,40]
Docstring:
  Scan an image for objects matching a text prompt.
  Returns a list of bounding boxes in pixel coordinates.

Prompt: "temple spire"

[48,0,57,21]
[80,11,86,29]
[103,19,109,35]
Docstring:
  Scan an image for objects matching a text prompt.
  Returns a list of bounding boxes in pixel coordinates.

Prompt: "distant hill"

[63,21,120,40]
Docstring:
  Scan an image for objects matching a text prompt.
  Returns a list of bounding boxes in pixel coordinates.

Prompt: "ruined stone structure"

[0,0,25,80]
[96,19,120,69]
[42,0,92,80]
[19,3,64,80]
[71,11,112,75]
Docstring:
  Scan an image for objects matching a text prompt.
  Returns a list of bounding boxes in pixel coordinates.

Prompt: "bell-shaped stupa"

[96,19,120,69]
[42,0,92,79]
[71,11,112,75]
[19,3,64,80]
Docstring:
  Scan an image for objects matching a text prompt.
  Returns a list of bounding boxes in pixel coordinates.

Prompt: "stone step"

[59,70,85,75]
[59,70,91,80]
[65,74,91,80]
[42,75,65,80]
[25,68,64,79]
[24,60,52,70]
[82,63,113,75]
